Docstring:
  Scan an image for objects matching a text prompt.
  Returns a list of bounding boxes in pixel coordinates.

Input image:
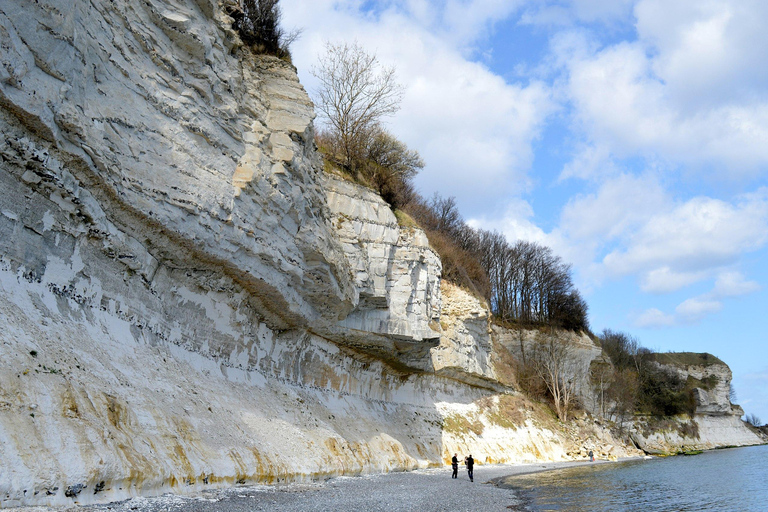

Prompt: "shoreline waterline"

[496,445,768,512]
[13,457,645,512]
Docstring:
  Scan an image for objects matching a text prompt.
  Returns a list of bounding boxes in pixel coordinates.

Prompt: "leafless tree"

[470,234,588,331]
[311,41,404,170]
[529,333,582,422]
[428,194,463,237]
[745,413,762,427]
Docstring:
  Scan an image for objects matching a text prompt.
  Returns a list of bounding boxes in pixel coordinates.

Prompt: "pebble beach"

[18,460,615,512]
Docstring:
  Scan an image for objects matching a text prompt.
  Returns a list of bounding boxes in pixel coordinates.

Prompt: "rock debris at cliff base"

[29,462,609,512]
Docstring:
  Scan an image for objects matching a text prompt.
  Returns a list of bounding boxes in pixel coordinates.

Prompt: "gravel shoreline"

[17,459,629,512]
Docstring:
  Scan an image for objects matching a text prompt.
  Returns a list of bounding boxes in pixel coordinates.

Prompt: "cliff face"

[0,0,576,507]
[322,176,442,368]
[628,357,763,454]
[493,325,602,408]
[0,0,759,508]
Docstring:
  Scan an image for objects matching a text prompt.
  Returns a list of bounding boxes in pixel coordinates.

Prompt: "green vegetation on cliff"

[595,330,726,421]
[647,352,724,367]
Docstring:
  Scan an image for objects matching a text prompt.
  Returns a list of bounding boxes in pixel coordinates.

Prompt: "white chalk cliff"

[628,358,763,454]
[0,0,761,507]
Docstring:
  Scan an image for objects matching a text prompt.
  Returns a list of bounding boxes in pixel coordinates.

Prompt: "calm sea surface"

[498,444,768,511]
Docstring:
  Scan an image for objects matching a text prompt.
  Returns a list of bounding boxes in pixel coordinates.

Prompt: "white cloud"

[713,271,761,297]
[603,191,768,281]
[394,52,554,209]
[640,267,709,294]
[557,0,768,178]
[542,172,671,285]
[281,0,556,214]
[635,269,760,327]
[636,308,675,328]
[551,173,768,316]
[558,143,618,182]
[636,297,723,328]
[637,296,724,327]
[675,297,722,323]
[559,173,668,243]
[441,0,526,48]
[636,0,768,110]
[468,197,549,244]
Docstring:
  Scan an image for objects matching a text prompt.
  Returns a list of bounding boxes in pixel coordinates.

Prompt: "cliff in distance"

[0,0,762,507]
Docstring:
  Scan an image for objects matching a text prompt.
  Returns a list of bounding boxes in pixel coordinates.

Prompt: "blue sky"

[281,0,768,423]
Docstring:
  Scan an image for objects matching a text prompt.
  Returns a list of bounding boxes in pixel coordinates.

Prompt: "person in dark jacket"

[451,453,459,478]
[464,454,474,482]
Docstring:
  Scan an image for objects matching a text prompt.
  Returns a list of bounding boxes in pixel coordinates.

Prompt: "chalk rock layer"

[0,0,493,507]
[629,358,763,454]
[322,176,442,368]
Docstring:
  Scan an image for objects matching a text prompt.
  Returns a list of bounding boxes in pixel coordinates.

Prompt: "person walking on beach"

[588,450,594,462]
[451,453,459,479]
[464,454,474,482]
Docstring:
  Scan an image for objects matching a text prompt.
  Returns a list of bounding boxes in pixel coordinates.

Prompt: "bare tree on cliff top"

[311,41,404,170]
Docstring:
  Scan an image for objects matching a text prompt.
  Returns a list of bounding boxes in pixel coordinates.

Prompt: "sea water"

[498,444,768,511]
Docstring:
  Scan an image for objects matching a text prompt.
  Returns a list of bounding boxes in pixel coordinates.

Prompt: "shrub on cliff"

[228,0,298,59]
[596,331,719,419]
[312,42,422,209]
[637,363,696,417]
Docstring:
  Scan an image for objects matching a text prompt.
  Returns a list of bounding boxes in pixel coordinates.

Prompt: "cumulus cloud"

[636,299,721,328]
[636,270,759,328]
[547,2,768,321]
[636,0,768,110]
[440,0,526,48]
[556,0,768,178]
[538,172,670,285]
[640,267,709,294]
[713,271,761,297]
[635,308,675,328]
[558,143,618,182]
[603,191,768,281]
[467,197,549,244]
[553,172,768,321]
[675,297,723,323]
[281,0,556,214]
[559,173,668,243]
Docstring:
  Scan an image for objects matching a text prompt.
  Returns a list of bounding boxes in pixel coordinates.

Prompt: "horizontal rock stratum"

[0,0,762,508]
